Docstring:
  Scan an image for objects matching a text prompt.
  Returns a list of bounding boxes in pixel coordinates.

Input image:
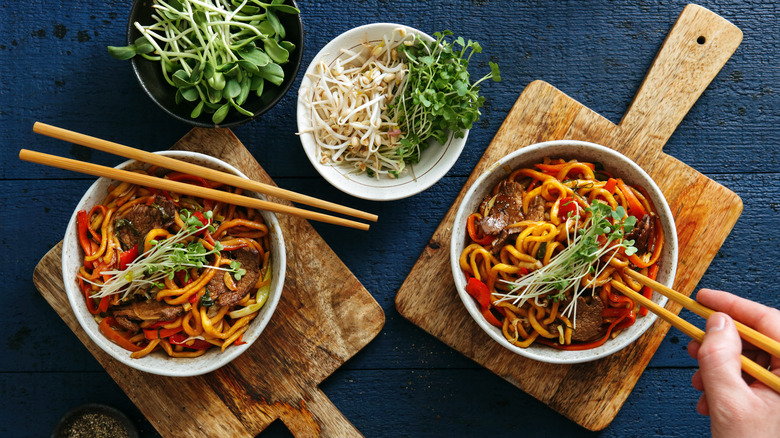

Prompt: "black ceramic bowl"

[126,0,303,128]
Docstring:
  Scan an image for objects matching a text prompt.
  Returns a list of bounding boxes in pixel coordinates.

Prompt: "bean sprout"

[299,28,414,179]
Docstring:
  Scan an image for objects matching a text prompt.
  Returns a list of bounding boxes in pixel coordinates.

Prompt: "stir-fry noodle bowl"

[62,151,286,376]
[297,23,468,201]
[450,141,678,364]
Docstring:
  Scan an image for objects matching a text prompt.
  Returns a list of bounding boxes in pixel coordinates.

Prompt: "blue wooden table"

[1,1,778,436]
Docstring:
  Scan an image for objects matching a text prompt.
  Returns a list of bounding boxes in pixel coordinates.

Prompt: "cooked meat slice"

[112,300,184,322]
[490,226,524,254]
[570,296,605,342]
[625,213,655,255]
[114,315,140,333]
[114,202,174,250]
[526,195,546,222]
[209,248,262,308]
[477,180,525,236]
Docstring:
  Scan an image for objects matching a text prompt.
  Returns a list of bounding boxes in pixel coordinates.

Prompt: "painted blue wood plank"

[1,0,778,436]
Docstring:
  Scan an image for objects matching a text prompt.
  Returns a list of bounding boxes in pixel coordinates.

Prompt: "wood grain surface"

[395,4,743,431]
[32,128,385,437]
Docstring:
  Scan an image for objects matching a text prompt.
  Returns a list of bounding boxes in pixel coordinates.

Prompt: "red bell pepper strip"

[465,278,491,309]
[80,277,101,315]
[616,178,647,218]
[558,197,578,219]
[166,172,211,188]
[97,296,110,313]
[76,210,95,269]
[118,244,139,270]
[169,333,212,350]
[603,178,617,194]
[481,307,503,328]
[638,264,660,316]
[466,214,494,245]
[99,317,143,352]
[143,326,183,340]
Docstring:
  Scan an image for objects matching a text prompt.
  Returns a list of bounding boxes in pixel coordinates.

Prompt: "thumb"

[697,313,747,399]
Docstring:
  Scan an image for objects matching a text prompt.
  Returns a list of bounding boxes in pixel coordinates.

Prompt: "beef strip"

[569,296,605,342]
[625,213,655,255]
[114,315,140,333]
[490,226,523,254]
[206,247,262,308]
[477,180,525,236]
[111,300,184,330]
[526,195,546,222]
[114,199,177,250]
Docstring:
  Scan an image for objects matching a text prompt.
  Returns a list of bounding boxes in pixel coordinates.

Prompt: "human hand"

[687,288,780,438]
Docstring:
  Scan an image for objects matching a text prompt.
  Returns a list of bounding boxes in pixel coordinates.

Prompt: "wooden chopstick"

[623,268,780,358]
[19,149,370,231]
[610,279,780,393]
[32,122,378,223]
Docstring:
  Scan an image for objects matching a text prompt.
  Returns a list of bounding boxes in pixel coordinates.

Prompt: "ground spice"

[59,411,130,438]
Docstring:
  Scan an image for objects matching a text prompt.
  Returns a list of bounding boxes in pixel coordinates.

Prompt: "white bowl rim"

[61,151,286,377]
[296,22,468,201]
[450,140,678,364]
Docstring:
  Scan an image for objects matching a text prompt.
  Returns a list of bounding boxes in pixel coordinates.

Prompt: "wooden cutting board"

[33,128,385,437]
[395,4,743,431]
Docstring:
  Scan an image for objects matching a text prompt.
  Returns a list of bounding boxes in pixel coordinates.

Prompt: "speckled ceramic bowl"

[61,151,286,376]
[450,140,678,364]
[296,23,467,201]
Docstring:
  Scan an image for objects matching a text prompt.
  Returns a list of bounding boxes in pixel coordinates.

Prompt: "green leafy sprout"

[108,0,300,124]
[387,30,501,165]
[496,200,637,326]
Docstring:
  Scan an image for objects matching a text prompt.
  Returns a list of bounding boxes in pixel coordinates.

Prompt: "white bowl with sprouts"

[450,141,678,364]
[61,151,286,376]
[296,23,468,201]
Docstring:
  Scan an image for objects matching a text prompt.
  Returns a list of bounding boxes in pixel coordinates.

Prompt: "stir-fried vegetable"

[108,0,299,124]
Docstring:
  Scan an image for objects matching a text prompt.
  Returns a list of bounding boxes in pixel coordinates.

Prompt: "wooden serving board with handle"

[33,128,385,437]
[395,4,743,431]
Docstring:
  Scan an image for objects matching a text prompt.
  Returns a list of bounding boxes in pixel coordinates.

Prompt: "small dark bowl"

[52,403,139,438]
[127,0,303,128]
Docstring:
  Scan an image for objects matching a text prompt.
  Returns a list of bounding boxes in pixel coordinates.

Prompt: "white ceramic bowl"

[296,23,468,201]
[61,151,286,376]
[450,140,678,364]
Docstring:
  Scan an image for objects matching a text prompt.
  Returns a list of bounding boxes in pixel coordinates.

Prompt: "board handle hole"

[697,35,706,45]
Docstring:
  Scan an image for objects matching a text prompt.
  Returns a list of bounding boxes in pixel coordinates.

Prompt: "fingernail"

[708,313,727,332]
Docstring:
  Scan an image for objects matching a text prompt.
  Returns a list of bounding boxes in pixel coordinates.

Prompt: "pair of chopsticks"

[611,269,780,393]
[19,122,377,230]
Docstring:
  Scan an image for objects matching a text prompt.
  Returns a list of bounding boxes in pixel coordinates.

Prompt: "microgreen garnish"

[388,30,501,163]
[495,200,637,326]
[108,0,300,124]
[84,210,240,299]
